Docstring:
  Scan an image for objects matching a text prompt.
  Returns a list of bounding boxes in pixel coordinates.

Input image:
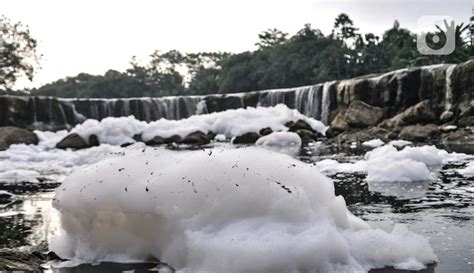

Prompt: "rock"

[440,111,454,123]
[259,127,273,136]
[164,135,183,144]
[182,131,211,145]
[56,133,90,149]
[344,100,384,128]
[145,136,165,146]
[458,103,474,127]
[380,100,436,128]
[0,126,39,150]
[441,128,474,154]
[295,129,319,144]
[0,249,45,272]
[133,134,143,142]
[288,119,314,132]
[88,134,100,147]
[232,132,261,144]
[439,125,458,133]
[328,111,349,136]
[334,127,395,144]
[399,124,440,142]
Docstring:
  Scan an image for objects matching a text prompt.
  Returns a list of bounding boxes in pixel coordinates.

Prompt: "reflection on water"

[0,144,473,273]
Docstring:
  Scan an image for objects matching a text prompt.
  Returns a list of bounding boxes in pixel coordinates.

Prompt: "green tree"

[0,15,39,90]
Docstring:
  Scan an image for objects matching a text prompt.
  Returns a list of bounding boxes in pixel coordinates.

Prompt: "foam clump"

[362,139,384,148]
[255,132,302,155]
[68,105,327,145]
[316,144,471,182]
[51,146,436,272]
[459,162,474,177]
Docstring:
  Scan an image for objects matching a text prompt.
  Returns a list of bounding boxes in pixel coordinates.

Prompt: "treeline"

[28,14,474,98]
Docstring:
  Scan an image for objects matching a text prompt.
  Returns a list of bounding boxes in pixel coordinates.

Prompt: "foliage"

[29,14,473,98]
[0,16,39,91]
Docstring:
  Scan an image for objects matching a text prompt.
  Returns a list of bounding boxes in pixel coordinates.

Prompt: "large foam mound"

[69,105,327,145]
[316,144,471,182]
[51,146,436,272]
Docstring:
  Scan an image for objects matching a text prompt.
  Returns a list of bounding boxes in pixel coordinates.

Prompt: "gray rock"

[440,111,454,123]
[145,136,165,146]
[56,133,90,149]
[88,134,100,146]
[380,100,436,128]
[441,128,474,154]
[164,135,183,144]
[233,132,261,144]
[344,100,384,128]
[399,124,440,142]
[328,111,349,136]
[259,127,273,136]
[295,129,319,143]
[182,131,211,145]
[288,119,314,132]
[0,126,39,150]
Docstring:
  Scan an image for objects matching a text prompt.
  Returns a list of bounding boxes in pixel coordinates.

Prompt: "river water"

[0,143,473,273]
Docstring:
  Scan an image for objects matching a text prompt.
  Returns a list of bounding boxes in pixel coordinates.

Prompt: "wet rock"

[327,111,349,137]
[56,133,90,149]
[145,136,165,146]
[295,129,319,144]
[88,134,100,147]
[0,126,39,150]
[133,134,143,143]
[0,249,44,272]
[334,127,394,144]
[457,103,474,127]
[399,124,440,142]
[441,128,474,154]
[344,100,384,128]
[439,111,454,123]
[182,131,211,145]
[232,132,261,144]
[259,127,273,136]
[288,119,314,132]
[164,135,183,144]
[380,100,436,128]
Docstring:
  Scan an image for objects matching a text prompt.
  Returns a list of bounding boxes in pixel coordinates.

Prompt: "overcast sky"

[2,0,472,89]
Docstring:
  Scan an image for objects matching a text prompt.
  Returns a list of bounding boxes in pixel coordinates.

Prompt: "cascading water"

[444,64,456,112]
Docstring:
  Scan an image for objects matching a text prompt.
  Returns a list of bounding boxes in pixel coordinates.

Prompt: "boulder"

[344,100,384,128]
[295,129,319,144]
[399,124,440,142]
[182,131,211,145]
[232,132,261,144]
[380,100,436,129]
[259,127,273,136]
[88,134,100,147]
[288,119,314,132]
[145,136,165,146]
[458,103,474,127]
[441,128,474,154]
[164,135,183,144]
[327,111,349,136]
[133,134,143,142]
[0,126,39,150]
[334,127,395,144]
[56,133,90,149]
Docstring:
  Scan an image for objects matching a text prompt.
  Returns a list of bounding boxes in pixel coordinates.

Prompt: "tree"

[0,15,39,90]
[255,28,288,49]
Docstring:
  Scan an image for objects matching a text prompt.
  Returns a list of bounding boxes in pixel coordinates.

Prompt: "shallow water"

[0,143,473,273]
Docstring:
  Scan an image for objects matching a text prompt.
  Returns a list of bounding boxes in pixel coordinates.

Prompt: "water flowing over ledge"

[1,60,472,130]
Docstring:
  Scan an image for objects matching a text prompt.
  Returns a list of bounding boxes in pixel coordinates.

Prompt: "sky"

[2,0,472,89]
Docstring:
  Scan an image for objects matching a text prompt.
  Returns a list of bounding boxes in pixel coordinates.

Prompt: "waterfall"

[321,81,335,125]
[444,64,456,112]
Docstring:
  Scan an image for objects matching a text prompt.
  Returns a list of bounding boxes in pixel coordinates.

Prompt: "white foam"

[362,139,384,148]
[0,133,124,183]
[459,162,474,177]
[51,147,437,272]
[67,105,327,146]
[316,144,471,182]
[388,140,412,148]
